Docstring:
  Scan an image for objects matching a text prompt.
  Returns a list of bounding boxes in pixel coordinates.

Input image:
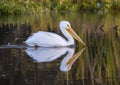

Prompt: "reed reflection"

[25,47,85,72]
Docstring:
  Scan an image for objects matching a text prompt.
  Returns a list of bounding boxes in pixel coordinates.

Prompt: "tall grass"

[0,0,120,16]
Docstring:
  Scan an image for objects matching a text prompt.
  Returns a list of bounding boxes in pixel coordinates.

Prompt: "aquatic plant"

[0,0,120,16]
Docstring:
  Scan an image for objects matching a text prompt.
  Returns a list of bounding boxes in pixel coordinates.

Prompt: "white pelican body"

[25,21,85,47]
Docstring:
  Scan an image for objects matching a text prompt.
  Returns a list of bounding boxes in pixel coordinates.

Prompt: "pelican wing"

[25,31,67,47]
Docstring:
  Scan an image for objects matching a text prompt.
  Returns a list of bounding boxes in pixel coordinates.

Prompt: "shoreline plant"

[0,0,120,16]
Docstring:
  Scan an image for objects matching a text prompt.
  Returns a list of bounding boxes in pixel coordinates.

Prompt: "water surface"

[0,12,120,85]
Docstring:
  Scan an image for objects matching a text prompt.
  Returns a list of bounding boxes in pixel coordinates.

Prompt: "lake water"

[0,12,120,85]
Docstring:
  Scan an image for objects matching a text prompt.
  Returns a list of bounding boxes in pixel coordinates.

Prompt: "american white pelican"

[25,21,85,47]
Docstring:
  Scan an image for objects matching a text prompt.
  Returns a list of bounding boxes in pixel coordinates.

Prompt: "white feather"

[25,31,67,47]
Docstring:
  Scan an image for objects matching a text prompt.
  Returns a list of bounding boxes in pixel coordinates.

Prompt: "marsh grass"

[0,0,120,16]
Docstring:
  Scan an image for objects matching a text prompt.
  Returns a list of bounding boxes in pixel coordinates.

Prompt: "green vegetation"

[0,0,120,16]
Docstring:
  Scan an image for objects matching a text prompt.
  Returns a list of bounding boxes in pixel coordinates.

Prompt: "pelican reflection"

[25,47,85,72]
[60,47,85,72]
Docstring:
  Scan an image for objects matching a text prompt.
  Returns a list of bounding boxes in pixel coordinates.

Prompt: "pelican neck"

[60,27,74,45]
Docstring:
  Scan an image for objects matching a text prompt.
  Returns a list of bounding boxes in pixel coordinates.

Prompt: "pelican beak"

[67,27,85,45]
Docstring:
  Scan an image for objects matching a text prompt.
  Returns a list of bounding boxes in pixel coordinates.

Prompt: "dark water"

[0,12,120,85]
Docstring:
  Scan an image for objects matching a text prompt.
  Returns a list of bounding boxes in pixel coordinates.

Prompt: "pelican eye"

[67,24,69,27]
[67,24,71,29]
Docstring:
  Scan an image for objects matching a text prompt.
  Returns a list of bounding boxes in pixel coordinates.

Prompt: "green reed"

[0,0,120,16]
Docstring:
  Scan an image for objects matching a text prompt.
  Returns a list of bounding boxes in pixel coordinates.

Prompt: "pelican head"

[60,21,85,46]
